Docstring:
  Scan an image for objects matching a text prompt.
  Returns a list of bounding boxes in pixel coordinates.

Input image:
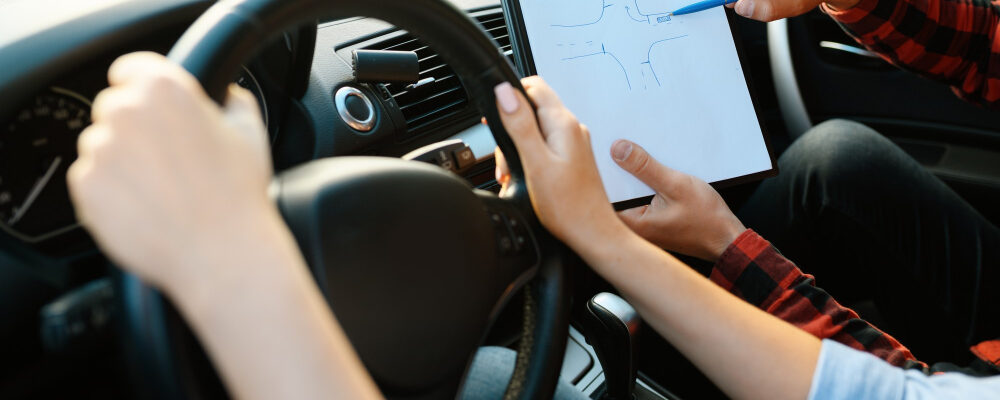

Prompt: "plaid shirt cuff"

[710,229,797,308]
[820,0,881,26]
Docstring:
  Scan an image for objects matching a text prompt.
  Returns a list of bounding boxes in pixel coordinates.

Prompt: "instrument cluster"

[0,63,270,244]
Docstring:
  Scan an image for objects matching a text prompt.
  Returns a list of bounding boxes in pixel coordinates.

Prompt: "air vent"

[364,11,514,140]
[476,13,514,61]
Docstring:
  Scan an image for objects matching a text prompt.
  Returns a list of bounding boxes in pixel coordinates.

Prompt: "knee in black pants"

[777,119,917,203]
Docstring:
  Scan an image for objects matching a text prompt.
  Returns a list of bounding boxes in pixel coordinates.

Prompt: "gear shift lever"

[582,292,640,400]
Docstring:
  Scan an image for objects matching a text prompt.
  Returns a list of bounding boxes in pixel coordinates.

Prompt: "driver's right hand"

[493,78,746,262]
[491,77,625,252]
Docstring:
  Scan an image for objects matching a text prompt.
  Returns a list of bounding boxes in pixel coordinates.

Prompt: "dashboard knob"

[335,86,376,132]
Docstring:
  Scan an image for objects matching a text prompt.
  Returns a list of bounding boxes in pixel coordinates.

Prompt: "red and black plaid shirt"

[820,0,1000,108]
[711,230,932,369]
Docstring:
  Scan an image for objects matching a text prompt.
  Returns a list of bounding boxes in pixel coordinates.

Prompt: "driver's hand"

[68,52,282,294]
[491,77,622,250]
[611,141,746,261]
[728,0,860,21]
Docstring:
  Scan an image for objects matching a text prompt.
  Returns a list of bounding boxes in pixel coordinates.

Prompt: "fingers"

[494,148,510,185]
[223,84,264,132]
[95,52,212,128]
[611,139,685,194]
[494,82,551,167]
[91,86,139,124]
[104,52,210,122]
[521,77,581,141]
[733,0,781,21]
[107,52,168,85]
[66,159,92,223]
[222,85,271,167]
[108,52,200,91]
[521,76,564,110]
[733,0,756,19]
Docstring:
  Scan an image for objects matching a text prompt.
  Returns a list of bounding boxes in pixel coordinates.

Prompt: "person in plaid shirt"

[613,0,1000,385]
[731,0,1000,108]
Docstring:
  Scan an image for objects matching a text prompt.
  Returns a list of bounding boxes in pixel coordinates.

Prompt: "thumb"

[733,0,778,22]
[223,84,261,121]
[222,84,267,139]
[494,147,511,185]
[611,140,682,193]
[222,84,271,169]
[617,205,648,229]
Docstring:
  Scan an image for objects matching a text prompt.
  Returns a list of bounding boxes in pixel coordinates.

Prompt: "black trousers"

[738,119,1000,366]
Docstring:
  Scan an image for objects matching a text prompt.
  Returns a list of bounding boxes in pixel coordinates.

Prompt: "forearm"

[823,0,1000,107]
[571,224,820,400]
[167,210,382,400]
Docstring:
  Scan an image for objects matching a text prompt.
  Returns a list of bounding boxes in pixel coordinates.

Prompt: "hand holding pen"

[671,0,862,21]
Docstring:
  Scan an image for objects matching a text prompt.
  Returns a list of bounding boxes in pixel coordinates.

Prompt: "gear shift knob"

[583,292,640,400]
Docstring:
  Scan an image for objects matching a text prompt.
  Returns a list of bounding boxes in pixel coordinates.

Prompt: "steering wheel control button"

[508,217,529,249]
[402,139,477,173]
[335,86,376,132]
[488,210,528,257]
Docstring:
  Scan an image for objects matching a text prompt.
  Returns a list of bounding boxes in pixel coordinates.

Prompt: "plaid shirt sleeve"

[709,230,929,370]
[819,0,1000,108]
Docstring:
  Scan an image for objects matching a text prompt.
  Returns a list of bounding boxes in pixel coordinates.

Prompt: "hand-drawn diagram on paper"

[547,0,692,91]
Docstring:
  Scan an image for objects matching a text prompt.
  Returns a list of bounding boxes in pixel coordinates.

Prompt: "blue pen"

[670,0,738,16]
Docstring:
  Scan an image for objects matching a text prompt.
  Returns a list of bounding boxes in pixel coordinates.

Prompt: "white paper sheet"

[516,0,773,203]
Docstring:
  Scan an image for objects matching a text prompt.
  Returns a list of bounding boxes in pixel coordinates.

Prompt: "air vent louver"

[364,11,514,140]
[476,13,513,59]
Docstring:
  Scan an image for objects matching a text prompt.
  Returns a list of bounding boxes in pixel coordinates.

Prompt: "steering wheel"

[115,0,574,399]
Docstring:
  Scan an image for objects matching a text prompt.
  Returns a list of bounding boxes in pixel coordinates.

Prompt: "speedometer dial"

[0,66,270,243]
[0,87,90,241]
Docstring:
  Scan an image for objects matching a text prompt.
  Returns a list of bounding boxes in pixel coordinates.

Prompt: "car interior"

[1,0,998,399]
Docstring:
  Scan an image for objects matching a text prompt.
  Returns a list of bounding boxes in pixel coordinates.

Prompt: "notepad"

[501,0,775,207]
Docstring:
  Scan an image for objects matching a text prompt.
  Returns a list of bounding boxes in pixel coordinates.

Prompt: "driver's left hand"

[68,51,283,296]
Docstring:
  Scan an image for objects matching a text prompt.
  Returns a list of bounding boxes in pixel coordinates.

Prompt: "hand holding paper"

[508,0,774,205]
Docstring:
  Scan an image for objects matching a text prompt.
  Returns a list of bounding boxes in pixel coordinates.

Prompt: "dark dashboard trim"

[0,0,214,120]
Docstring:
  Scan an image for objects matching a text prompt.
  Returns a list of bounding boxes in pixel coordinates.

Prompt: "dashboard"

[0,51,270,245]
[0,0,504,254]
[0,0,509,395]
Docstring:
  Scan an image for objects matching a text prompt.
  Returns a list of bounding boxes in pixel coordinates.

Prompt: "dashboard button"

[345,94,371,121]
[454,147,476,169]
[335,86,375,132]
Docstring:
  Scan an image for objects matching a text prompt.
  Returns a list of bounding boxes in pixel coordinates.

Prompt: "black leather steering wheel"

[116,1,573,399]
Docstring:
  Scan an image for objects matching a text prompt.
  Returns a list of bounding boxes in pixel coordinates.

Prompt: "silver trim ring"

[335,86,375,132]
